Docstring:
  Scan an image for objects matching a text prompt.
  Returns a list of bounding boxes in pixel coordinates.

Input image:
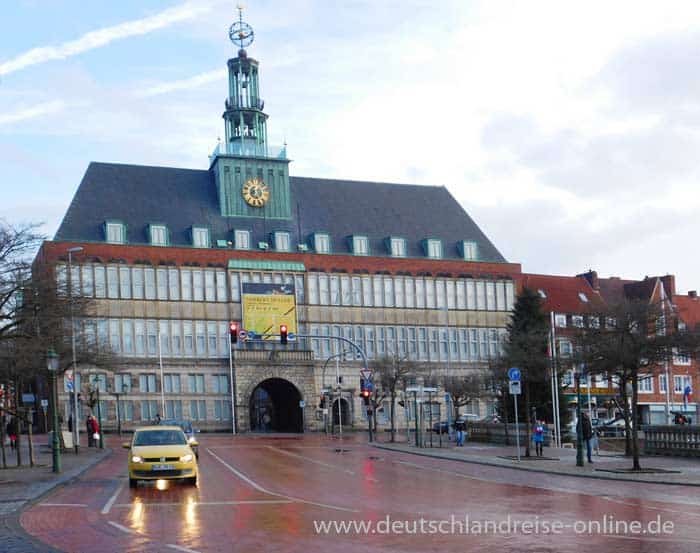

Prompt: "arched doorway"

[331,398,351,427]
[249,378,303,433]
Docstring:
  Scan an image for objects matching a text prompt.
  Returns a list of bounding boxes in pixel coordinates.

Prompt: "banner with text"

[242,282,297,341]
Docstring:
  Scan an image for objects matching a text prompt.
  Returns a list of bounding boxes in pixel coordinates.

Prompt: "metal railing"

[643,425,700,457]
[210,140,287,161]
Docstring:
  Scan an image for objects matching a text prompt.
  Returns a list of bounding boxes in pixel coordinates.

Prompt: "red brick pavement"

[20,433,700,552]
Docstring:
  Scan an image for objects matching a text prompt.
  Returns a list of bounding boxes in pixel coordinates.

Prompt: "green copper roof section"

[227,259,305,272]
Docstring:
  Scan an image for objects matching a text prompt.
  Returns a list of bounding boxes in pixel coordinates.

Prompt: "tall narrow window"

[192,227,210,248]
[82,265,94,297]
[144,268,156,299]
[234,230,250,249]
[157,268,168,300]
[168,268,179,300]
[94,266,106,298]
[150,225,168,246]
[352,236,369,255]
[204,271,216,301]
[193,270,204,301]
[390,237,406,257]
[314,233,331,254]
[274,232,291,251]
[107,266,119,298]
[105,222,125,244]
[132,267,144,299]
[119,267,131,299]
[181,269,192,301]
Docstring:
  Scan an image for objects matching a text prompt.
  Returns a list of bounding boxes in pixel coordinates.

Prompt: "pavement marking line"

[39,503,88,507]
[107,521,136,535]
[166,544,201,553]
[207,447,360,513]
[265,445,355,475]
[600,495,700,519]
[112,499,294,508]
[101,480,125,515]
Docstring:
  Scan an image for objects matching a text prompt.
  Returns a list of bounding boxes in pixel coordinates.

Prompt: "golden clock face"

[242,178,270,207]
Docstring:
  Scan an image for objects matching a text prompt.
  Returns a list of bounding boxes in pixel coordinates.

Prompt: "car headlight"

[188,437,196,444]
[180,453,193,463]
[131,455,143,463]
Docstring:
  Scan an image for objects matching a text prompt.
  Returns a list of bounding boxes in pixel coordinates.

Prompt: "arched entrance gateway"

[249,378,303,433]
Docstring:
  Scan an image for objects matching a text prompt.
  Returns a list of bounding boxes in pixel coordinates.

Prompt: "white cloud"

[138,68,226,97]
[0,1,213,77]
[0,100,66,126]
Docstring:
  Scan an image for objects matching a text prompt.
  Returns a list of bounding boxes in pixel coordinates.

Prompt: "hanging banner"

[242,282,297,341]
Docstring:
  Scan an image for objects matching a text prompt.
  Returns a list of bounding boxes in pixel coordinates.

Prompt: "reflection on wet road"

[21,434,700,552]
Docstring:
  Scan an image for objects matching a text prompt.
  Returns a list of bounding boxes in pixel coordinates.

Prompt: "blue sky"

[3,1,700,293]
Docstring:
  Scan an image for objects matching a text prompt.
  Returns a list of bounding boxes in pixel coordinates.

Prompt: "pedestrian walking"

[155,413,161,425]
[86,414,98,447]
[6,418,16,450]
[68,414,73,433]
[454,418,466,446]
[576,412,594,463]
[533,420,545,457]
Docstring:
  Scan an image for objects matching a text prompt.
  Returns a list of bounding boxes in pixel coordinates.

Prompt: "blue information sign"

[508,367,521,381]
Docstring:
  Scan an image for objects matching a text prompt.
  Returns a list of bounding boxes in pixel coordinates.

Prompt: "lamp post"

[91,375,104,449]
[113,383,127,437]
[46,349,61,473]
[67,246,83,454]
[575,371,584,467]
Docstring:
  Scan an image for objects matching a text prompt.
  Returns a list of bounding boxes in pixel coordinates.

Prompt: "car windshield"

[133,429,187,446]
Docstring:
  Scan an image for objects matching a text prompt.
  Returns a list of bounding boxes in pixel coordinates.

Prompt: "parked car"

[431,414,477,434]
[596,417,627,437]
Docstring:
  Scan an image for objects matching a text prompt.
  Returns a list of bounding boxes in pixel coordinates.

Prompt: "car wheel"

[129,478,137,489]
[187,476,197,486]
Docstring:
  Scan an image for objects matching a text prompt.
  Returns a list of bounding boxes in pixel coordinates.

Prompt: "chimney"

[577,270,599,290]
[661,274,676,297]
[689,291,697,299]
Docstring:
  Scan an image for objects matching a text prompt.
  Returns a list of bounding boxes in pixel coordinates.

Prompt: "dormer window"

[192,227,210,248]
[234,229,250,250]
[389,237,406,257]
[313,233,331,254]
[105,221,126,244]
[425,239,442,259]
[351,235,369,256]
[460,240,478,261]
[149,224,168,246]
[274,231,291,252]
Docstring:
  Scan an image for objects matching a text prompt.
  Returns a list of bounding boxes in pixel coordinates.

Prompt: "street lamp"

[46,349,61,473]
[91,375,104,449]
[67,246,83,454]
[113,382,128,437]
[575,371,584,467]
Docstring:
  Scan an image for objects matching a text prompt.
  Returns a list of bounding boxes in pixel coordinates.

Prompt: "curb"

[371,444,700,487]
[0,447,112,553]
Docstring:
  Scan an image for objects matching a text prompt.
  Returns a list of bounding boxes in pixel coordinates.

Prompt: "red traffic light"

[280,324,288,345]
[229,322,239,343]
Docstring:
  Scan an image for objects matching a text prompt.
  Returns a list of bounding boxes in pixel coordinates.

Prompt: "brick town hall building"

[35,15,523,433]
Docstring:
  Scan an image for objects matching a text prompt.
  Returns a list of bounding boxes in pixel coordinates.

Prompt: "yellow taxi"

[124,425,199,488]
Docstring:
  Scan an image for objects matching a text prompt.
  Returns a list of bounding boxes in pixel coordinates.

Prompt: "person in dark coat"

[576,412,594,463]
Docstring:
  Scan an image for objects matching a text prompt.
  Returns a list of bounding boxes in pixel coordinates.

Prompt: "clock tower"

[210,7,291,219]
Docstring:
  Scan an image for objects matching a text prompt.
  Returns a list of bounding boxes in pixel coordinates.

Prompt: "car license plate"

[152,464,175,471]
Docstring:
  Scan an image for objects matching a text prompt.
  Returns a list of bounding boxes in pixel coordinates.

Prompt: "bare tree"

[443,373,490,418]
[0,221,121,467]
[576,298,700,470]
[373,353,423,442]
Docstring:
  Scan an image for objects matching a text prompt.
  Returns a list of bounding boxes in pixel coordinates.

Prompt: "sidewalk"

[0,433,110,553]
[373,439,700,486]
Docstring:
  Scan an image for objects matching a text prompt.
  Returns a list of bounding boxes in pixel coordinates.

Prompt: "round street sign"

[508,367,521,381]
[238,329,248,341]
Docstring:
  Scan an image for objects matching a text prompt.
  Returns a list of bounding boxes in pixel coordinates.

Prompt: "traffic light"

[280,324,288,344]
[229,322,238,344]
[360,378,371,405]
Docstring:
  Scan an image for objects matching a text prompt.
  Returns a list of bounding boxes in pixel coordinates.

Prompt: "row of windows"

[76,318,241,358]
[65,372,231,394]
[64,399,232,422]
[561,371,693,395]
[307,324,507,362]
[56,264,305,304]
[104,221,480,260]
[307,273,515,311]
[56,264,514,313]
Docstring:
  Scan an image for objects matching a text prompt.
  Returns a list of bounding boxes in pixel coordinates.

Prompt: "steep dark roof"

[54,162,507,262]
